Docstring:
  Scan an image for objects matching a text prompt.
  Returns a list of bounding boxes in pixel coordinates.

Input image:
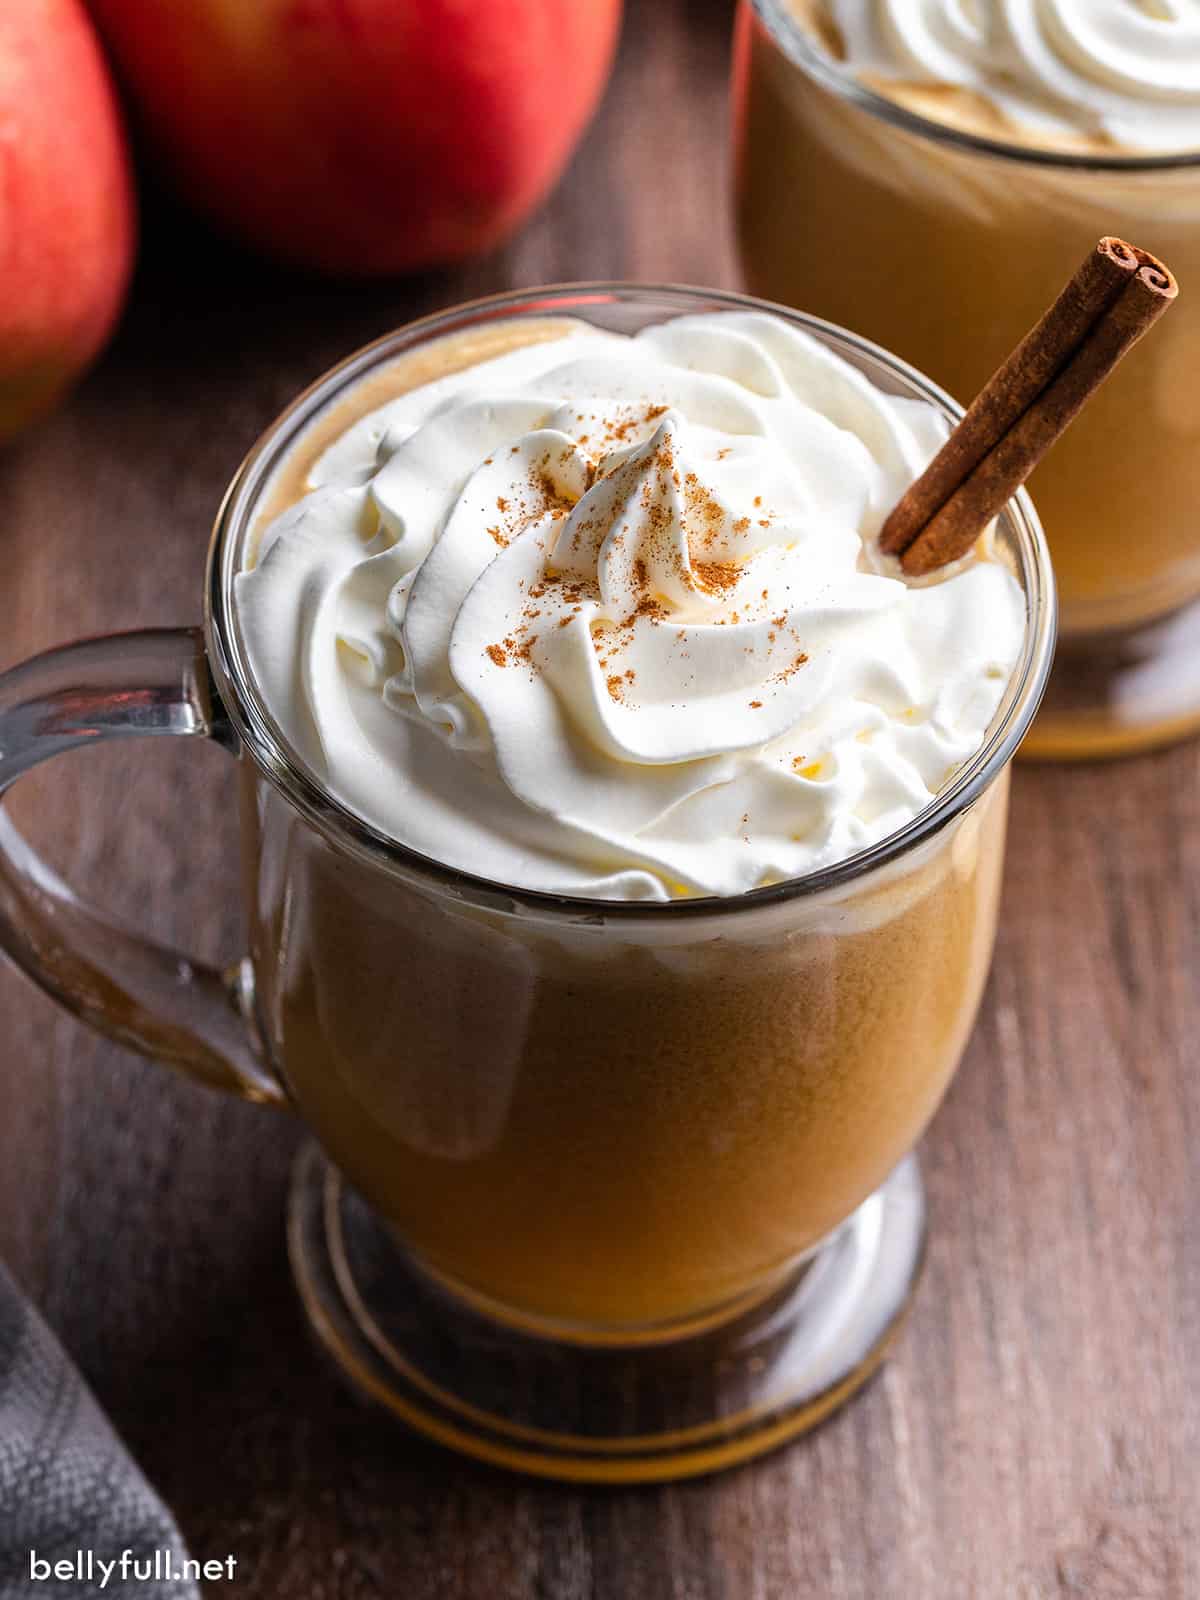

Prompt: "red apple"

[1,0,135,441]
[85,0,622,276]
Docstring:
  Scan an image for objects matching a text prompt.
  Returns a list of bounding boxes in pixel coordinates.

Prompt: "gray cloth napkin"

[0,1263,199,1599]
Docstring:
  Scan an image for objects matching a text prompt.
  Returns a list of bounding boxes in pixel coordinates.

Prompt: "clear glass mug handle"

[0,627,284,1104]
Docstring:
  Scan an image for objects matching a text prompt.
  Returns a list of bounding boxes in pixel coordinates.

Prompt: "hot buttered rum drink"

[234,310,1023,1328]
[735,1,1200,754]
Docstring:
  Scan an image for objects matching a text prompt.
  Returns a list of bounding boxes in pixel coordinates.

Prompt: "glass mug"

[732,0,1199,760]
[0,286,1055,1482]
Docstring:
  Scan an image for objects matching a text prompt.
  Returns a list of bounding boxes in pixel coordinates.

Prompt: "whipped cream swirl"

[825,0,1200,152]
[236,312,1024,900]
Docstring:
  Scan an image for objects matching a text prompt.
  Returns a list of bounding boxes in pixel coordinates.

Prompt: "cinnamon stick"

[879,238,1178,577]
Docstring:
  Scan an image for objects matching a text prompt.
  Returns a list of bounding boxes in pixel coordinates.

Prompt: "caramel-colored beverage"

[0,281,1051,1477]
[246,770,1007,1327]
[239,328,1011,1330]
[733,0,1200,757]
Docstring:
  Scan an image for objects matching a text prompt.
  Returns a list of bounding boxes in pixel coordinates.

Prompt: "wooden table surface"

[2,2,1197,1595]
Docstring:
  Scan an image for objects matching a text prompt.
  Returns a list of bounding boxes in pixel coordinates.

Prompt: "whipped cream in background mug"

[236,312,1024,901]
[822,0,1200,151]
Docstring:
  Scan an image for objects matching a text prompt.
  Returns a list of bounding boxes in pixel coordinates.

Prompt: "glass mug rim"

[204,281,1056,924]
[747,0,1200,176]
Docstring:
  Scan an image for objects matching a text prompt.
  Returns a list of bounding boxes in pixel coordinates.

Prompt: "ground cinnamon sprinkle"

[598,401,671,450]
[693,559,741,594]
[471,402,812,705]
[769,650,810,686]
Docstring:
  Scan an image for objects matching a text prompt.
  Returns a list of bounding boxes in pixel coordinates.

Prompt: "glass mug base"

[1021,597,1200,761]
[287,1142,927,1484]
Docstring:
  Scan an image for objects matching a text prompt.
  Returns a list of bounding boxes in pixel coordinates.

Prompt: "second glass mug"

[733,0,1200,760]
[0,285,1055,1482]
